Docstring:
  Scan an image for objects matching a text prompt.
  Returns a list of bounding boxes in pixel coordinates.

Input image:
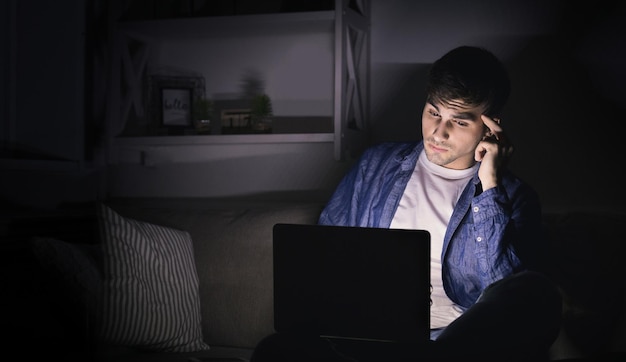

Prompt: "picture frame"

[147,74,205,134]
[161,88,192,126]
[220,108,252,134]
[221,109,251,129]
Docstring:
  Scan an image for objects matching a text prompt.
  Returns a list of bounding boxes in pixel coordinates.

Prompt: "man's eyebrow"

[452,112,478,121]
[428,101,479,121]
[427,101,439,111]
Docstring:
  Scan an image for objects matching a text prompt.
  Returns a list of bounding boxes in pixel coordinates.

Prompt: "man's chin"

[424,151,448,166]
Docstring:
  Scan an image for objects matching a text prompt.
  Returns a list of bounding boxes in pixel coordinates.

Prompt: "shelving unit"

[119,11,336,40]
[105,0,369,161]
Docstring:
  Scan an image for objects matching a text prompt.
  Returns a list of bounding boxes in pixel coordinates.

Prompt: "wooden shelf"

[107,0,370,161]
[119,11,335,41]
[114,133,334,146]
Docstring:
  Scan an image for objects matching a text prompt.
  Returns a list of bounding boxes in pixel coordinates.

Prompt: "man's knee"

[480,270,562,310]
[479,270,563,340]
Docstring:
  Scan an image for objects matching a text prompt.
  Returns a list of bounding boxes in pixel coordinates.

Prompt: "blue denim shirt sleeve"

[318,141,420,228]
[444,173,544,307]
[319,141,546,309]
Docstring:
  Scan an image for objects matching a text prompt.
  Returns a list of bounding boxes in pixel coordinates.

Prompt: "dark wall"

[499,2,625,213]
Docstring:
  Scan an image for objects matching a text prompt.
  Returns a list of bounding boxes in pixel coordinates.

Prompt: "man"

[253,46,562,361]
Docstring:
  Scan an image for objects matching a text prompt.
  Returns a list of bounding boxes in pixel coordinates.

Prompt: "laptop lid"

[272,223,430,343]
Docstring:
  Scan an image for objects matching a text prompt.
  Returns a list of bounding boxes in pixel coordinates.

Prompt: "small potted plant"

[192,97,213,134]
[250,93,273,133]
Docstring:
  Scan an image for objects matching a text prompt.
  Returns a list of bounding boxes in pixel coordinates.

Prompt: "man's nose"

[432,120,450,140]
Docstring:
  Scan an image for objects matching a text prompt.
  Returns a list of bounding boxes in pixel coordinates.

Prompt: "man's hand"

[474,115,514,191]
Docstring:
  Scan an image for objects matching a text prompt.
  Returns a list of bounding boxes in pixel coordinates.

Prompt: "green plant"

[192,97,213,120]
[250,93,273,121]
[240,68,265,100]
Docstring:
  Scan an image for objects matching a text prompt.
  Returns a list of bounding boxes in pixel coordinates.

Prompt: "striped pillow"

[98,203,210,352]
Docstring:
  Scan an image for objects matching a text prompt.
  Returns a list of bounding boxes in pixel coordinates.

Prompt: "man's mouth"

[428,142,448,153]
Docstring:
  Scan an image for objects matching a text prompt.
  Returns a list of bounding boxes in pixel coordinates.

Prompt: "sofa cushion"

[29,236,102,322]
[27,236,103,359]
[106,195,326,349]
[98,203,209,353]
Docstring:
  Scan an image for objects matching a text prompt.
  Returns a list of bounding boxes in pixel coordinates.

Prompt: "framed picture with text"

[147,74,205,134]
[161,88,192,126]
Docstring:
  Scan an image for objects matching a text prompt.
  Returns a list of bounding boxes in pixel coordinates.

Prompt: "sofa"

[2,191,625,361]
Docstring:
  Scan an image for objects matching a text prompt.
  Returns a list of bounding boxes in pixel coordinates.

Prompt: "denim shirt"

[318,141,545,308]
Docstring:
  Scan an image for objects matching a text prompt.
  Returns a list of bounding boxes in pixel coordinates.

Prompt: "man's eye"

[454,119,468,127]
[429,110,440,117]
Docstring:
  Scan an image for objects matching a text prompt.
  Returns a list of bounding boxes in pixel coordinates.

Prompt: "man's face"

[421,100,489,170]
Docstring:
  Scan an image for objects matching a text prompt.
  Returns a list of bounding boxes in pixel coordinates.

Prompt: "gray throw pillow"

[98,203,209,352]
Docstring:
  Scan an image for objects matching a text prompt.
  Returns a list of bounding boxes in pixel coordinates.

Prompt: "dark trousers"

[251,270,563,361]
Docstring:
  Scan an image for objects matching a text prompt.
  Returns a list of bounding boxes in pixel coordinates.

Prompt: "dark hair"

[426,46,510,117]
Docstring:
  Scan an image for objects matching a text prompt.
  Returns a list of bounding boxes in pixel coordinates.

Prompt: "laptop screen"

[272,223,430,343]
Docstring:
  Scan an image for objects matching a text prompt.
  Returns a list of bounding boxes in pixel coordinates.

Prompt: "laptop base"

[253,332,431,362]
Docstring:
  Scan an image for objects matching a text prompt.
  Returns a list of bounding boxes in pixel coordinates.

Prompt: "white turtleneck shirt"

[391,150,478,329]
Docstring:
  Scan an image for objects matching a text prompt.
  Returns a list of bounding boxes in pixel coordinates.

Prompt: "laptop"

[272,223,431,347]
